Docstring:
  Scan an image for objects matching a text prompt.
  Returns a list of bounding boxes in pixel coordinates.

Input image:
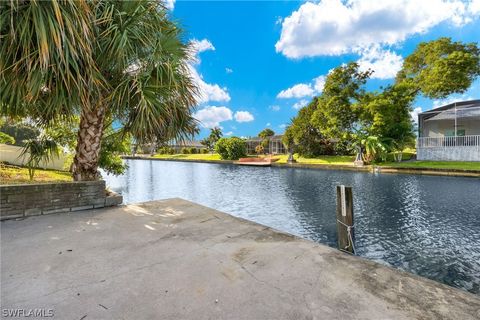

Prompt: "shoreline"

[122,155,480,178]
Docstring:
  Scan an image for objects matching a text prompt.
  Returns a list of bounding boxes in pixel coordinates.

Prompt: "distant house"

[168,140,206,153]
[245,135,286,154]
[417,100,480,161]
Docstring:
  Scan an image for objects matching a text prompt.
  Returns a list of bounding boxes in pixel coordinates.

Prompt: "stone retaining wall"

[0,180,122,220]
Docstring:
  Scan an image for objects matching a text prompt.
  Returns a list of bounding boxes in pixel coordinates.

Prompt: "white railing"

[417,135,480,148]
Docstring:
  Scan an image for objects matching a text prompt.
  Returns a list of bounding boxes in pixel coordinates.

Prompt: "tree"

[201,127,223,152]
[21,138,59,180]
[215,137,247,160]
[258,128,274,153]
[284,98,333,157]
[255,144,264,155]
[0,121,40,147]
[1,1,198,181]
[397,37,480,99]
[44,117,132,175]
[258,128,274,139]
[359,83,416,160]
[311,62,372,141]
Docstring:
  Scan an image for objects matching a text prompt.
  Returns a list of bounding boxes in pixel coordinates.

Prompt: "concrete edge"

[126,197,480,301]
[377,166,480,178]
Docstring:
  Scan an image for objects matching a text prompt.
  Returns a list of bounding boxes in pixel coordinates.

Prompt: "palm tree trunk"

[72,105,106,181]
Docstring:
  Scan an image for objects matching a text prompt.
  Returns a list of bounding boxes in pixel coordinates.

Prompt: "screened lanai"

[417,100,480,161]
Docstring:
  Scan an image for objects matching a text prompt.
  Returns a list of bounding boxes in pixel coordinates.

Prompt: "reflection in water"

[103,159,480,294]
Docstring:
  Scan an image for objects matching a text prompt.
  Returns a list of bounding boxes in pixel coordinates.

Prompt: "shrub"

[215,137,247,160]
[201,148,209,154]
[0,132,15,145]
[181,147,190,154]
[189,147,197,154]
[255,144,264,155]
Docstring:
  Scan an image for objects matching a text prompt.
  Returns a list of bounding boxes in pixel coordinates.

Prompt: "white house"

[417,100,480,161]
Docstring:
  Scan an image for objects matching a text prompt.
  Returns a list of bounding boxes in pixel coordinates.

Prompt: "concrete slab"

[1,198,479,319]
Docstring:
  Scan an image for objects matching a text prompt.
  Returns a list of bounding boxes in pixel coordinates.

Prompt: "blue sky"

[170,0,480,138]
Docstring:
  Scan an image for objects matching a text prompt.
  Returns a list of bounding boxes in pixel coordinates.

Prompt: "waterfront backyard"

[2,198,480,319]
[104,159,480,295]
[2,0,480,318]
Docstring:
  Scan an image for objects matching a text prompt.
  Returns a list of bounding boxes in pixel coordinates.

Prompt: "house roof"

[246,135,284,142]
[419,100,480,122]
[169,140,204,148]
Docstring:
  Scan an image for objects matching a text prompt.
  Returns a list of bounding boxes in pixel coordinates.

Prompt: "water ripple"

[103,160,480,294]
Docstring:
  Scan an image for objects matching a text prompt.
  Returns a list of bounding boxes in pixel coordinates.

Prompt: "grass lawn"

[151,153,356,165]
[274,154,356,165]
[379,161,480,171]
[152,153,223,161]
[0,165,72,184]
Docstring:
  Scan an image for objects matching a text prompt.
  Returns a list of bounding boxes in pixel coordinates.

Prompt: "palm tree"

[21,138,59,181]
[1,0,198,181]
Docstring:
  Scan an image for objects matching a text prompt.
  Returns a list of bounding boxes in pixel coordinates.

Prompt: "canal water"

[103,159,480,294]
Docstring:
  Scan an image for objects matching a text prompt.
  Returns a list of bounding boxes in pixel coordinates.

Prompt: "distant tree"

[201,127,223,152]
[284,98,331,157]
[396,37,480,99]
[258,128,274,139]
[0,122,40,147]
[258,128,274,153]
[255,144,264,155]
[215,137,246,160]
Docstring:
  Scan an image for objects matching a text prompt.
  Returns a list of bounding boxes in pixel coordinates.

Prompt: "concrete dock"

[1,198,479,319]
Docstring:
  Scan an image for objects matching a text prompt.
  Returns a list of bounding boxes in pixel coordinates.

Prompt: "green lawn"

[379,161,480,171]
[149,153,480,171]
[274,154,356,165]
[151,153,356,166]
[0,165,72,184]
[152,153,223,161]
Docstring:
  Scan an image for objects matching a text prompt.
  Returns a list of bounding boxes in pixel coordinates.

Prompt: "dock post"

[336,185,355,254]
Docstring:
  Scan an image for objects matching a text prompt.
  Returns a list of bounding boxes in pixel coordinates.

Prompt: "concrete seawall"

[0,181,123,220]
[1,198,479,319]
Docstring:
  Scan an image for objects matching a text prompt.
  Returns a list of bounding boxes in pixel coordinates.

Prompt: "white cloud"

[357,46,404,79]
[189,66,231,104]
[277,83,315,99]
[276,0,475,59]
[313,75,326,92]
[194,106,233,128]
[470,0,480,14]
[234,111,255,123]
[279,124,287,129]
[432,95,475,109]
[269,105,281,111]
[266,122,271,127]
[191,39,215,54]
[225,68,233,74]
[277,75,325,99]
[225,131,234,136]
[164,0,175,10]
[293,99,309,110]
[410,107,422,124]
[187,38,230,104]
